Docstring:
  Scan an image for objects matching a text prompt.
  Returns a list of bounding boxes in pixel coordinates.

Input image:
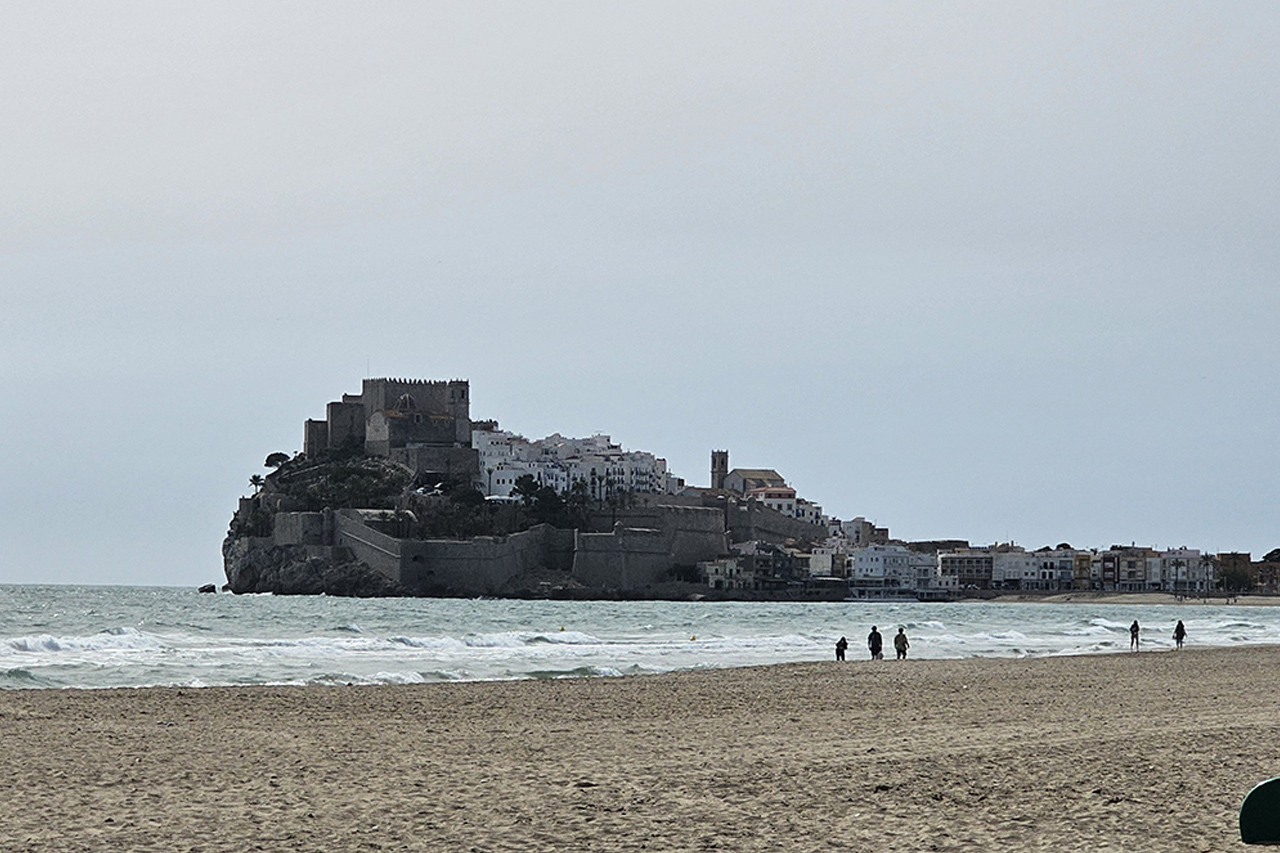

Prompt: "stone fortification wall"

[572,527,673,591]
[303,420,329,457]
[333,512,404,584]
[366,411,461,456]
[544,527,577,572]
[627,492,706,509]
[332,512,568,596]
[389,445,480,479]
[399,526,555,596]
[234,493,726,598]
[272,512,326,547]
[726,500,825,544]
[362,378,471,446]
[633,492,823,545]
[601,505,727,567]
[326,400,365,449]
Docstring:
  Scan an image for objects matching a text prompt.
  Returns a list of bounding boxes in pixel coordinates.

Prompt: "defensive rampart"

[572,526,673,590]
[601,505,728,567]
[724,499,825,544]
[231,501,739,597]
[398,526,571,596]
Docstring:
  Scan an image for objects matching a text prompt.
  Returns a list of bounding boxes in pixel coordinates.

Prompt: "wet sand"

[2,645,1277,852]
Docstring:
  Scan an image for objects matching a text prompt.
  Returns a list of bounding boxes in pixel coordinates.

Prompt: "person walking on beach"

[835,636,848,661]
[1130,620,1140,651]
[867,626,883,660]
[894,628,910,660]
[1174,620,1187,650]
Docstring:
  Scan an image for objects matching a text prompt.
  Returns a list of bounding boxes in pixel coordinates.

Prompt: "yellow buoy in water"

[690,635,696,641]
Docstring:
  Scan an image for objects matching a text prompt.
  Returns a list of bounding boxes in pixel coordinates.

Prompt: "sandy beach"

[2,646,1277,852]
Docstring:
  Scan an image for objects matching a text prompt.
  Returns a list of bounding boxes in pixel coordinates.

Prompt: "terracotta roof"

[729,468,785,481]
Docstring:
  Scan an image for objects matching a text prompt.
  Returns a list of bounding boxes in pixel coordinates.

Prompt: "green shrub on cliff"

[301,459,409,510]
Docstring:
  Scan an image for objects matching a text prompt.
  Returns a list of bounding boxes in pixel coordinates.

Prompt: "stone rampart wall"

[727,500,825,544]
[288,503,729,596]
[399,525,553,595]
[572,527,673,590]
[545,527,576,572]
[333,512,404,584]
[272,512,326,547]
[603,505,727,566]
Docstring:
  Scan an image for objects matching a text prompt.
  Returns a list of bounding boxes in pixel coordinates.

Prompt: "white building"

[992,550,1040,590]
[747,486,797,517]
[1155,547,1204,591]
[1030,548,1082,591]
[473,429,684,498]
[700,557,751,591]
[795,498,826,526]
[909,551,939,591]
[836,517,889,547]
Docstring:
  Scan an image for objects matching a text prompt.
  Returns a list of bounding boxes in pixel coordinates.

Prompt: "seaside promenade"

[1,645,1276,851]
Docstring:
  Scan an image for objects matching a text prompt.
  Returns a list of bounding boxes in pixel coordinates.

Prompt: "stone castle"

[223,377,832,598]
[303,378,479,480]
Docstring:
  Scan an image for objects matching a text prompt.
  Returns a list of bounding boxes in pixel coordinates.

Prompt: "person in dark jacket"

[835,636,848,661]
[867,626,883,660]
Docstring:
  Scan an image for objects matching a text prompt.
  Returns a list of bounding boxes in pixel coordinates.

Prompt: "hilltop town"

[223,377,1276,598]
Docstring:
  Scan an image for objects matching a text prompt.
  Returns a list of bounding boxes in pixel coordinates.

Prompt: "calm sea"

[2,584,1276,690]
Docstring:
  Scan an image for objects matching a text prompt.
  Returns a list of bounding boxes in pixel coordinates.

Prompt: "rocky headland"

[222,447,822,599]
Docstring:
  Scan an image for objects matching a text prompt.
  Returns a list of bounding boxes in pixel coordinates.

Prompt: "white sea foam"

[1063,624,1115,637]
[4,629,165,655]
[984,630,1030,641]
[8,585,1280,689]
[458,630,603,648]
[388,635,466,650]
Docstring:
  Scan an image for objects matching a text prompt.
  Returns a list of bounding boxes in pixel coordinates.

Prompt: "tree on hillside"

[249,474,265,495]
[512,474,574,527]
[265,452,290,469]
[512,475,542,507]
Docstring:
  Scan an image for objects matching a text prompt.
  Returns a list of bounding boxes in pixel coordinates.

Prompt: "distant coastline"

[223,376,1273,600]
[988,591,1280,606]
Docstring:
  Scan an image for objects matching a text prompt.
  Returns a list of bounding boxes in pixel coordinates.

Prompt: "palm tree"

[249,474,265,496]
[1198,554,1216,595]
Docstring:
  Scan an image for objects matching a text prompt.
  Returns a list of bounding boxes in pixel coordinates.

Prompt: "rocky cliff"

[222,537,407,597]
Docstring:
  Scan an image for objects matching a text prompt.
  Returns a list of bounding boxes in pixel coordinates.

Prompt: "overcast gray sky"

[2,2,1276,586]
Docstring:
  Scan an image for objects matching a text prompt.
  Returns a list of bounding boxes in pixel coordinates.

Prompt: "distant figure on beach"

[835,636,848,661]
[894,628,910,660]
[1130,620,1140,651]
[1174,620,1187,650]
[867,626,883,660]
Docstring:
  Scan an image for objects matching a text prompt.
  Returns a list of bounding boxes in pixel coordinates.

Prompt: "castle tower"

[711,450,729,490]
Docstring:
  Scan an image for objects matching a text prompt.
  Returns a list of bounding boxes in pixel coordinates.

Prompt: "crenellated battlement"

[368,377,467,387]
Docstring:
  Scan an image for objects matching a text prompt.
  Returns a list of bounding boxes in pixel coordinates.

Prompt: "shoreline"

[989,590,1277,605]
[3,646,1278,850]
